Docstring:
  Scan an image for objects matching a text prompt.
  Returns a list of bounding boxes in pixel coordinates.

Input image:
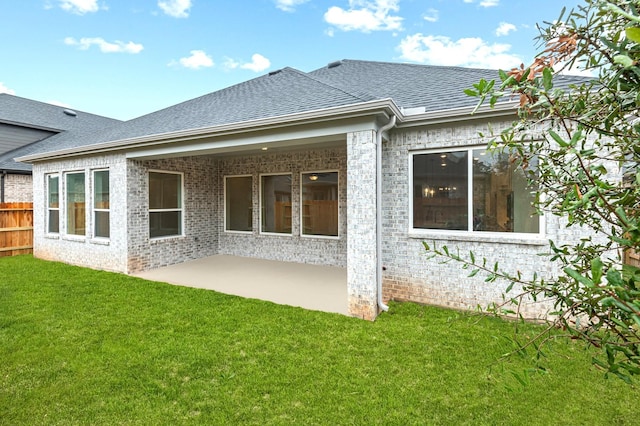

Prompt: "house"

[16,60,588,320]
[0,94,120,203]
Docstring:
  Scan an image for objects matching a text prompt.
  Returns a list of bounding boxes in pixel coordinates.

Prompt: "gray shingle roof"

[13,60,592,161]
[0,94,121,171]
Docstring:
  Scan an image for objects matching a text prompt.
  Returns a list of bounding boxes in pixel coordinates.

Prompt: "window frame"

[64,171,86,238]
[46,173,60,235]
[300,170,340,239]
[92,169,110,240]
[224,174,254,234]
[259,173,293,236]
[148,170,184,240]
[409,146,545,241]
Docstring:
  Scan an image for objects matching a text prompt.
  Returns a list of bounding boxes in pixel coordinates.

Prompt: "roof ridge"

[292,66,377,103]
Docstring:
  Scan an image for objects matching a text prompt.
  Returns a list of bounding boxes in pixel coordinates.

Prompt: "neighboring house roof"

[16,59,590,162]
[0,94,121,172]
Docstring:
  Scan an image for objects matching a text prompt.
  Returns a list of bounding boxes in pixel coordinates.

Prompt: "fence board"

[0,202,33,257]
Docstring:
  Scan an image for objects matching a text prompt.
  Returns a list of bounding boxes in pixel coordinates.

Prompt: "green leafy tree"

[425,0,640,382]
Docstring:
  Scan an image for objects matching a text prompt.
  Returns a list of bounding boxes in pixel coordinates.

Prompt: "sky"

[0,0,583,121]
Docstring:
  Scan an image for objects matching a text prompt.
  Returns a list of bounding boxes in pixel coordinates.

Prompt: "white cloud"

[495,22,516,37]
[224,54,271,72]
[58,0,101,14]
[324,0,403,33]
[462,0,499,6]
[423,8,438,23]
[0,82,16,95]
[64,37,144,53]
[275,0,309,12]
[158,0,192,18]
[172,50,214,70]
[398,33,522,69]
[241,54,271,72]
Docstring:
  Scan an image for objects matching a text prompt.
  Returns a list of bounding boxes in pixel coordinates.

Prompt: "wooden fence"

[0,202,33,257]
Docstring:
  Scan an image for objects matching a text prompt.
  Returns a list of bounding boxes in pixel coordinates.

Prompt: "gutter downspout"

[376,115,397,313]
[1,170,6,204]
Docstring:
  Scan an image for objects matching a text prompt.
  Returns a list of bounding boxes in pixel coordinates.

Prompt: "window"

[225,176,253,232]
[412,148,539,234]
[46,174,59,234]
[301,172,338,237]
[261,174,292,234]
[149,171,182,238]
[66,172,86,236]
[94,170,110,238]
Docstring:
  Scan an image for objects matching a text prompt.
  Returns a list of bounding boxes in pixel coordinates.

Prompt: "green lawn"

[1,256,638,425]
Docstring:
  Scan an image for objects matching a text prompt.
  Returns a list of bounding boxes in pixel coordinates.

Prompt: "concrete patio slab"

[133,255,348,315]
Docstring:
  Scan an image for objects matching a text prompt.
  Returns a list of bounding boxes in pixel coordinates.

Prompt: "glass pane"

[149,172,181,209]
[149,211,182,238]
[94,211,110,238]
[225,176,253,232]
[472,149,539,233]
[94,170,109,209]
[261,175,292,234]
[413,152,468,230]
[48,175,59,208]
[48,210,59,234]
[66,173,85,236]
[301,172,338,237]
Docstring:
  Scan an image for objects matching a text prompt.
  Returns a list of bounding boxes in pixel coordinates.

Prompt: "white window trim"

[45,173,60,236]
[223,174,253,234]
[92,168,110,241]
[63,170,87,240]
[149,169,184,240]
[300,169,340,240]
[259,173,293,236]
[408,146,546,243]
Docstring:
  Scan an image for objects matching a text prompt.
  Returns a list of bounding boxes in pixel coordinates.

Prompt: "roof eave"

[18,99,403,163]
[397,101,519,127]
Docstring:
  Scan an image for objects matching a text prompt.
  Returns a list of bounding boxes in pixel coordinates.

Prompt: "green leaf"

[625,27,640,43]
[548,130,570,147]
[591,257,604,285]
[614,54,634,68]
[564,267,594,287]
[464,88,478,97]
[542,67,553,91]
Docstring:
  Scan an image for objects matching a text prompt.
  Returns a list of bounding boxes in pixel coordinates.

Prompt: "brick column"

[347,130,378,320]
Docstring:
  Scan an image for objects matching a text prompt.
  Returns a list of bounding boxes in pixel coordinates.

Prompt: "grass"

[1,256,638,425]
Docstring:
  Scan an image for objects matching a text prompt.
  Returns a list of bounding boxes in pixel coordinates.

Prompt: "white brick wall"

[3,174,33,203]
[381,121,578,318]
[32,154,128,272]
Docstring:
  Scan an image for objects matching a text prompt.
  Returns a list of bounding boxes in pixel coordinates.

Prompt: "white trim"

[91,168,110,241]
[148,170,184,239]
[45,173,60,235]
[259,173,293,236]
[300,169,340,239]
[64,170,87,238]
[409,146,545,240]
[223,174,253,234]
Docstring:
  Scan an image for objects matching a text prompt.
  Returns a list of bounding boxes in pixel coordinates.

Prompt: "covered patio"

[133,254,348,315]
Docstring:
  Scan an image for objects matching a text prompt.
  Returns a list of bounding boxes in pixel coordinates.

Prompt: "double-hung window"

[46,174,60,234]
[149,171,183,238]
[93,170,110,238]
[260,174,292,234]
[412,147,540,234]
[66,172,86,236]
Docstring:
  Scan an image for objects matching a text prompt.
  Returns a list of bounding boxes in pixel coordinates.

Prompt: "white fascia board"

[18,99,401,163]
[397,101,519,128]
